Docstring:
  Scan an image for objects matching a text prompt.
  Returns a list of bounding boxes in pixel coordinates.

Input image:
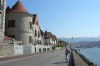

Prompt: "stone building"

[32,14,43,45]
[43,31,53,45]
[0,0,6,41]
[43,30,58,46]
[5,0,51,52]
[52,35,58,46]
[5,1,42,45]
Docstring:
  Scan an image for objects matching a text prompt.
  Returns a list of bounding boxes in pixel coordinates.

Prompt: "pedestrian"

[65,46,71,62]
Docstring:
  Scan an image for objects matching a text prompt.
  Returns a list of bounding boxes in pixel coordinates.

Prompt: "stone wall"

[0,44,13,57]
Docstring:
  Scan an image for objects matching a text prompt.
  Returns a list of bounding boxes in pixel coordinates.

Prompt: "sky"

[6,0,100,38]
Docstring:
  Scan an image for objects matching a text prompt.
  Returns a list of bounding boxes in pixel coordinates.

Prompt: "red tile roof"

[44,31,57,40]
[4,36,13,40]
[44,31,53,39]
[10,1,27,13]
[33,14,39,25]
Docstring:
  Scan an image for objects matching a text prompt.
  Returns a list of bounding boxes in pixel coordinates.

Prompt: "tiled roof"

[44,31,53,39]
[10,1,27,13]
[44,31,57,40]
[52,35,57,40]
[33,14,39,25]
[6,6,11,13]
[4,36,13,40]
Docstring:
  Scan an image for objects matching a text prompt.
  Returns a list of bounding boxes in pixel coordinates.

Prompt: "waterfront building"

[0,0,6,41]
[43,30,58,47]
[43,31,53,45]
[5,0,51,52]
[52,35,57,46]
[32,14,43,45]
[6,1,33,45]
[57,40,66,47]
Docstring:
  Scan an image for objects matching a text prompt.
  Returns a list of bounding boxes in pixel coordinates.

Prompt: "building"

[6,1,35,45]
[5,0,51,52]
[52,35,58,46]
[32,14,43,45]
[6,1,43,46]
[43,31,58,48]
[43,31,53,45]
[0,0,6,41]
[57,39,66,47]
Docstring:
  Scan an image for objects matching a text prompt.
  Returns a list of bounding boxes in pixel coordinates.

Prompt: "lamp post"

[72,37,74,49]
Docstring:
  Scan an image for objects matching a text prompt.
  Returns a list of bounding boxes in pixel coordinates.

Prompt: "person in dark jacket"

[65,46,71,62]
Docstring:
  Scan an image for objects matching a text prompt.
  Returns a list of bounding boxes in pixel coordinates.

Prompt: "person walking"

[65,46,71,62]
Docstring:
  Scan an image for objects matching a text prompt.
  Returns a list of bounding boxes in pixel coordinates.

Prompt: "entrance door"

[35,47,36,52]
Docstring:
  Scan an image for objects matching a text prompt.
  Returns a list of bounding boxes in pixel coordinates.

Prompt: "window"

[39,48,41,52]
[35,30,37,37]
[38,31,40,38]
[43,48,45,52]
[8,20,15,28]
[29,36,32,43]
[29,22,32,28]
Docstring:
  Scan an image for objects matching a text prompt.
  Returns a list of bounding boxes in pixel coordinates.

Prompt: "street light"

[72,37,74,49]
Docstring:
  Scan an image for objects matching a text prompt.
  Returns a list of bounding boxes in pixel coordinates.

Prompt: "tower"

[6,0,33,45]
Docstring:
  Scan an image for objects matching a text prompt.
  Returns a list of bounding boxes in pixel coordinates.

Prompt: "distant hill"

[60,37,100,43]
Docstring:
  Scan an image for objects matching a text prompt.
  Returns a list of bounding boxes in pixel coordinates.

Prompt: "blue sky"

[7,0,100,38]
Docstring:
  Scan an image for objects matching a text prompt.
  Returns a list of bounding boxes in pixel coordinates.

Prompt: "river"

[77,47,100,66]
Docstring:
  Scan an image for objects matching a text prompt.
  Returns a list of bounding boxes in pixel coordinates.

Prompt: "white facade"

[5,1,52,54]
[6,13,33,45]
[33,24,42,45]
[6,13,46,46]
[0,0,6,41]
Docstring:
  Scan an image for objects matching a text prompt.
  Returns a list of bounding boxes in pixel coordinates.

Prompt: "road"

[0,49,68,66]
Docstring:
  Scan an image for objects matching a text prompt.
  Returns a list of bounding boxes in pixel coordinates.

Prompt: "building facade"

[5,1,51,52]
[32,14,43,45]
[6,1,35,45]
[43,31,58,46]
[0,0,6,41]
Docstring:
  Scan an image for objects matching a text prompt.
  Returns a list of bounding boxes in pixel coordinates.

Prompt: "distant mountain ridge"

[60,37,100,43]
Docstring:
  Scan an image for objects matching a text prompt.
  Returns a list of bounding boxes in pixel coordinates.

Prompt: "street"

[0,49,68,66]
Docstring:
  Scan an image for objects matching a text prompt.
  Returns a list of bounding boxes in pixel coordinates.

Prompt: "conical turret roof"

[6,6,11,13]
[10,0,27,13]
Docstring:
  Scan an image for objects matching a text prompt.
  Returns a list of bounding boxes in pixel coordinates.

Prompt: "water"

[77,47,100,66]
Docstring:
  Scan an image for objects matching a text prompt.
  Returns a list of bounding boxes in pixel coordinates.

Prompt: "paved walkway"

[72,51,88,66]
[0,50,68,66]
[0,52,44,62]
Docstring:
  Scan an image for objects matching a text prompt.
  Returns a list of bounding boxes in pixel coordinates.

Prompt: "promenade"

[72,51,88,66]
[0,49,88,66]
[0,50,68,66]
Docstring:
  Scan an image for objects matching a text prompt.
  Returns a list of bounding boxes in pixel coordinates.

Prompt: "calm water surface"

[77,47,100,66]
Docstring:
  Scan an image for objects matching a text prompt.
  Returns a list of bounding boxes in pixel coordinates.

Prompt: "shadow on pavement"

[50,61,67,64]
